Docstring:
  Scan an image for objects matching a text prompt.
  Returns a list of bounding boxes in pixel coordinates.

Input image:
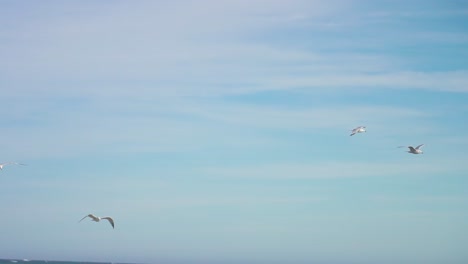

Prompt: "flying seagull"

[79,214,115,229]
[0,162,26,170]
[399,144,424,154]
[350,126,366,136]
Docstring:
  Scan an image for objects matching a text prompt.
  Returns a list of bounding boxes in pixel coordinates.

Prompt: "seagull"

[399,144,424,154]
[0,162,26,170]
[350,126,366,136]
[79,214,115,229]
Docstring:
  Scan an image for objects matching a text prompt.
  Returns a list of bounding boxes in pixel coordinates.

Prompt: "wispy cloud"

[264,70,468,92]
[0,97,429,158]
[371,194,468,204]
[198,159,462,179]
[3,0,467,102]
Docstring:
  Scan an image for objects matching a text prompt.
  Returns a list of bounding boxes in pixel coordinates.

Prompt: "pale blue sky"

[1,1,468,264]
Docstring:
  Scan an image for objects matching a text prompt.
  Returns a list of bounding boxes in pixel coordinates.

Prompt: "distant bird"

[0,162,26,170]
[399,144,425,154]
[79,214,115,229]
[350,126,366,136]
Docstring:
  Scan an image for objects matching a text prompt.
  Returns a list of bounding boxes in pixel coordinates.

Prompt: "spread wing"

[102,217,115,229]
[2,162,26,166]
[350,126,365,136]
[408,146,417,152]
[350,127,359,136]
[415,144,424,150]
[79,214,98,222]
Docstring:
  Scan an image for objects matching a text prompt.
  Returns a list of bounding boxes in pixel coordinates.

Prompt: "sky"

[0,0,468,263]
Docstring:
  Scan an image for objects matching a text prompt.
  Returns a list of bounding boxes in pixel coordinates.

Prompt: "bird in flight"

[79,214,115,229]
[350,126,366,136]
[399,144,425,154]
[0,162,26,170]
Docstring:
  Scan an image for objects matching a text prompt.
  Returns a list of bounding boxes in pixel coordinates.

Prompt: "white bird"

[350,126,366,136]
[0,162,26,170]
[79,214,115,229]
[399,144,424,154]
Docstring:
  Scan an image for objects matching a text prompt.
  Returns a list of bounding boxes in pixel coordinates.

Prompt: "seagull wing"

[88,214,99,221]
[79,215,90,222]
[0,162,26,167]
[350,126,365,136]
[415,144,424,150]
[408,146,417,152]
[79,214,98,222]
[102,217,115,229]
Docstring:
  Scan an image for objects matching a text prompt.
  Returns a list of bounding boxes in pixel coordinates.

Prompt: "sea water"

[0,260,120,264]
